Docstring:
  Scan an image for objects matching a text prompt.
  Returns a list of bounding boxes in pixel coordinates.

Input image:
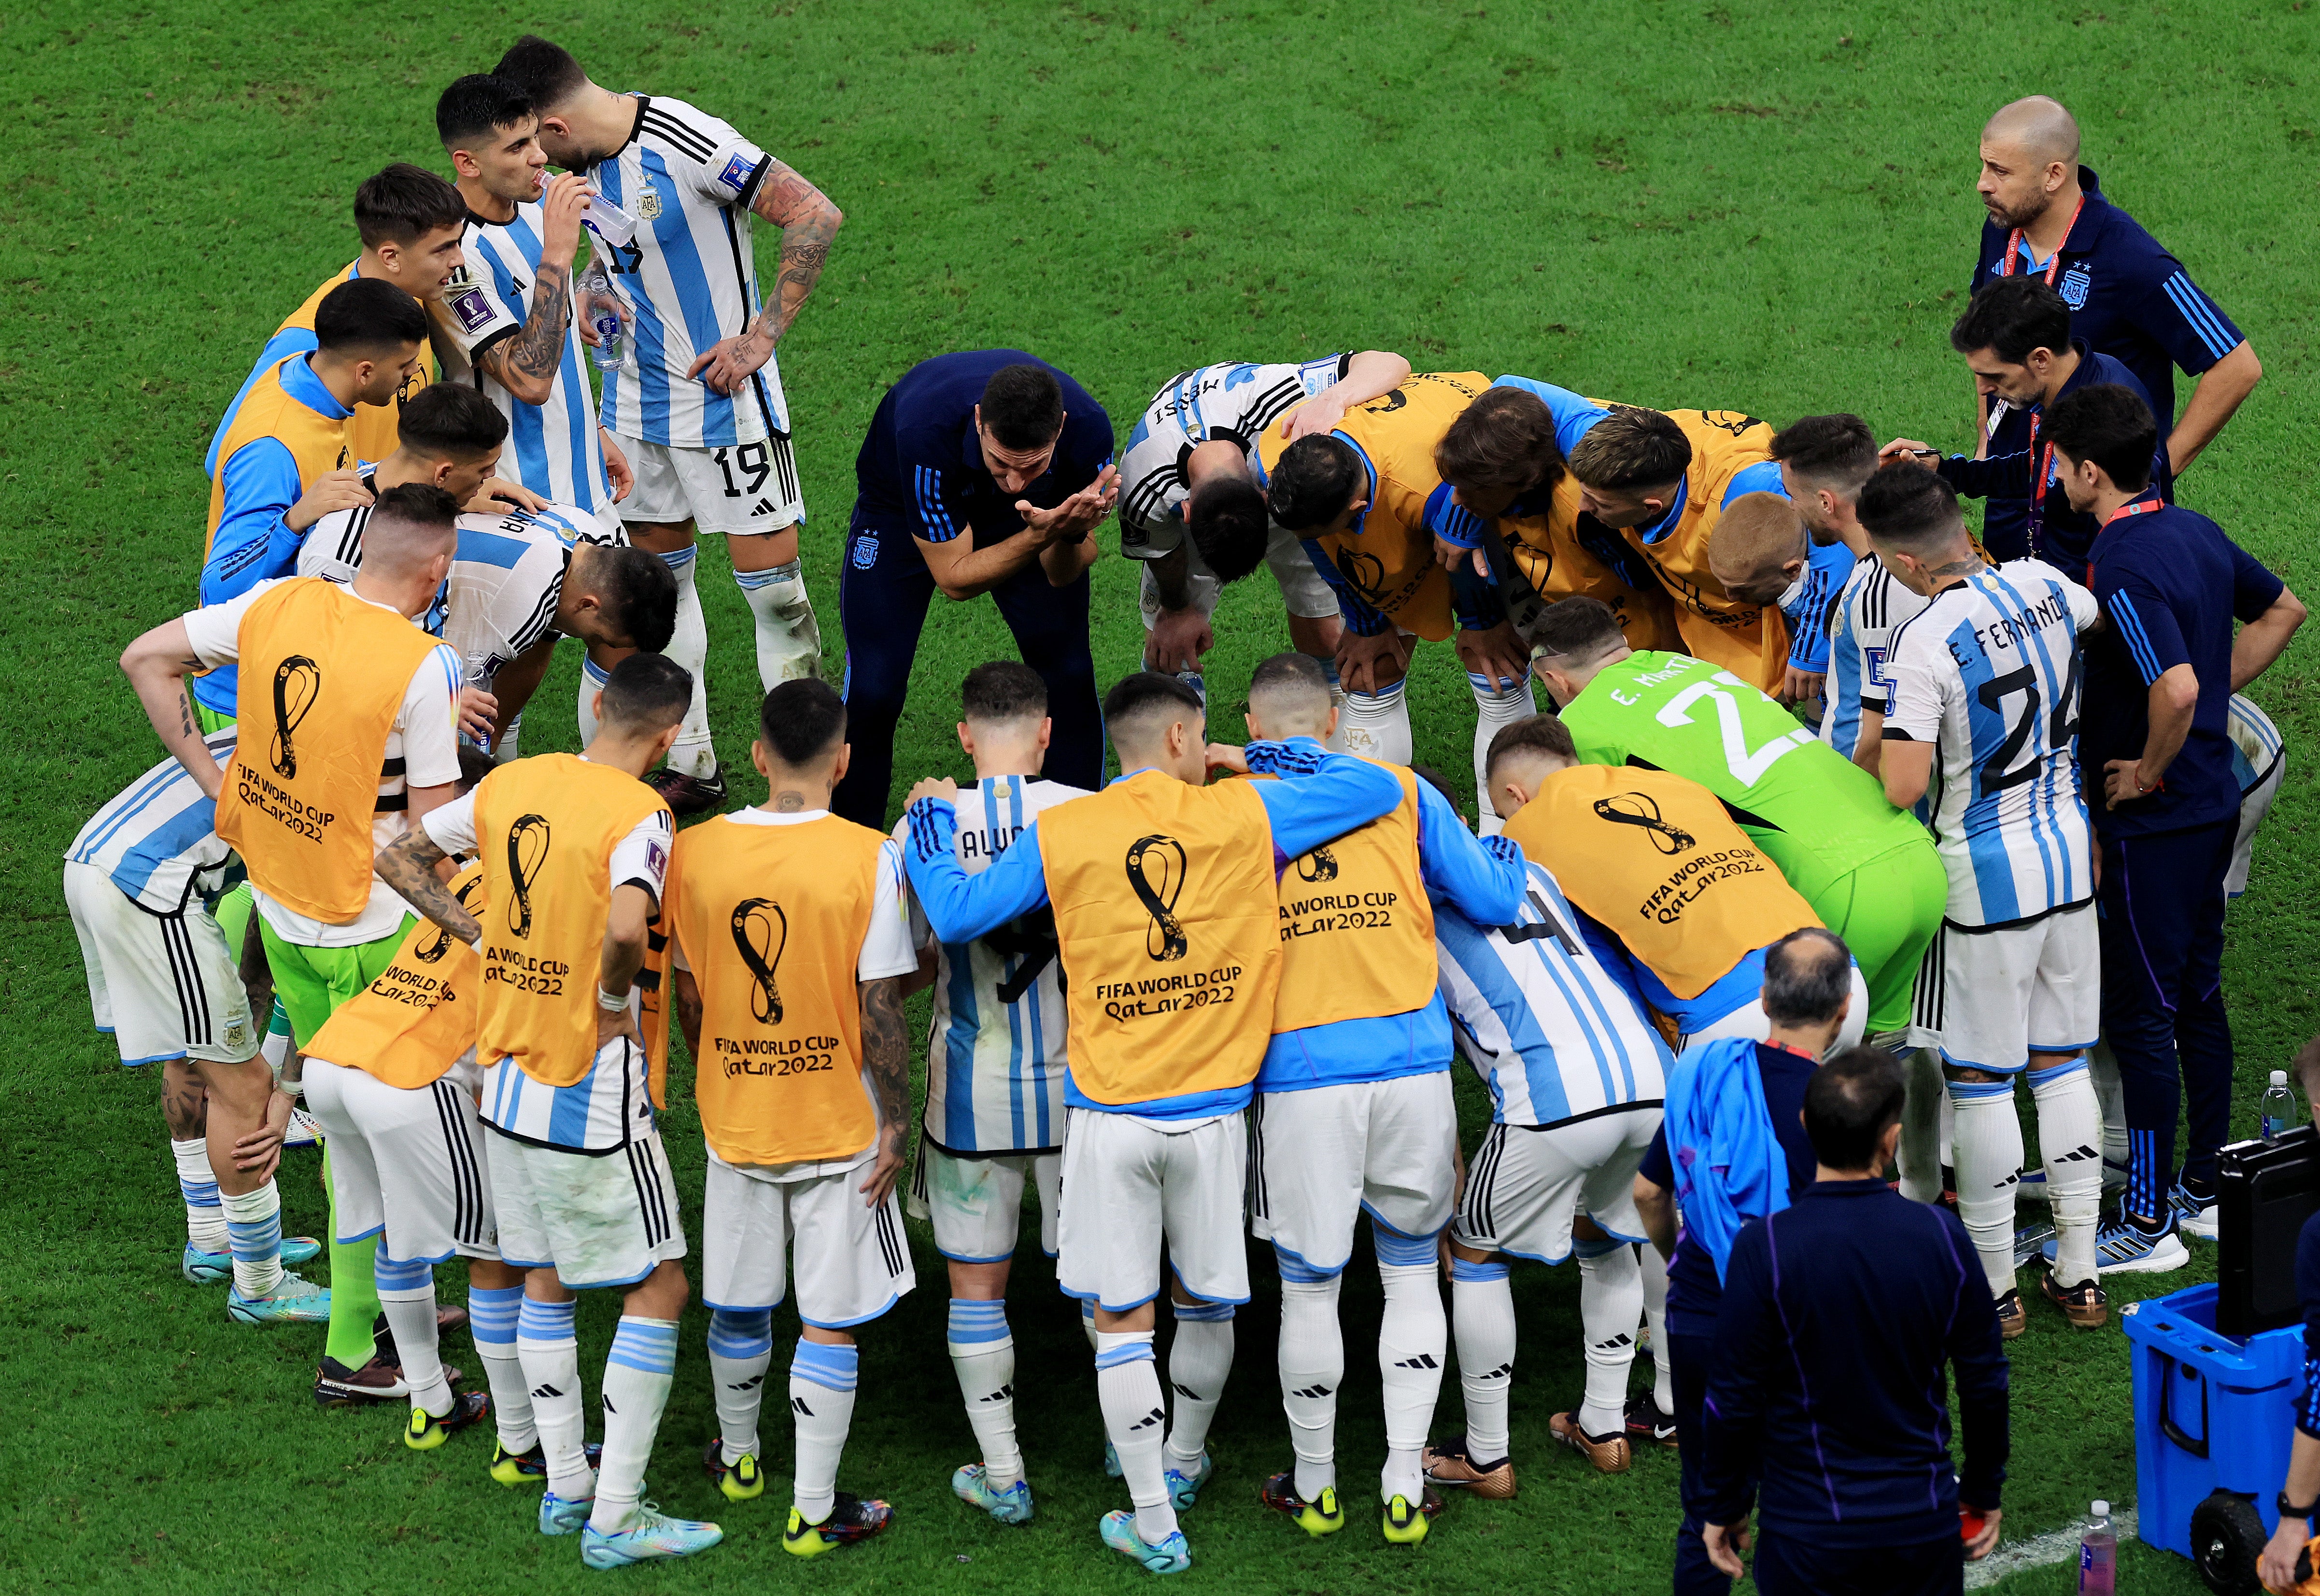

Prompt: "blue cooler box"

[2122,1281,2304,1556]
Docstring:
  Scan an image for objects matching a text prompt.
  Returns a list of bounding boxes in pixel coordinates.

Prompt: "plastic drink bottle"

[2078,1499,2115,1595]
[580,262,627,372]
[2263,1070,2299,1140]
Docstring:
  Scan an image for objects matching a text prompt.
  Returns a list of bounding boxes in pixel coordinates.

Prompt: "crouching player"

[665,678,918,1555]
[1425,773,1671,1491]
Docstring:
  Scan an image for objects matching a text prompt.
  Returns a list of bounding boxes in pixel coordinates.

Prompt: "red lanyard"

[2001,194,2085,283]
[1761,1038,1819,1063]
[2025,412,2058,556]
[2085,494,2163,582]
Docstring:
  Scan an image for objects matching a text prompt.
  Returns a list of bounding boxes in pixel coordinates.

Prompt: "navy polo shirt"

[854,349,1114,549]
[1937,340,2162,569]
[2081,494,2283,839]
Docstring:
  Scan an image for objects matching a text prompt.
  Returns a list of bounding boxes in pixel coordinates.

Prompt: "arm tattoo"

[747,160,840,347]
[859,976,910,1131]
[483,262,575,387]
[1930,556,1985,577]
[376,831,481,946]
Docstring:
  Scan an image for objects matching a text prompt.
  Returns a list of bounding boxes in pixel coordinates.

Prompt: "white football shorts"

[1908,903,2101,1073]
[1451,1108,1660,1264]
[1249,1071,1458,1275]
[488,1122,686,1289]
[1056,1106,1249,1313]
[909,1136,1061,1264]
[616,434,802,536]
[65,861,257,1067]
[2229,748,2284,898]
[305,1055,497,1263]
[701,1152,915,1329]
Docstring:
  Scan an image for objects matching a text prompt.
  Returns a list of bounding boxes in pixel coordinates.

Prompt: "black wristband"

[2280,1490,2318,1520]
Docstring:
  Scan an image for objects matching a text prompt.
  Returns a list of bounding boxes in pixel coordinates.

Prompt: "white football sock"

[1468,673,1538,838]
[1097,1329,1176,1545]
[1336,680,1412,763]
[707,1308,774,1466]
[592,1317,679,1534]
[467,1285,534,1453]
[1949,1076,2025,1297]
[1894,1043,1945,1203]
[734,558,822,687]
[1940,1087,1956,1173]
[495,711,523,762]
[658,545,715,779]
[789,1338,860,1524]
[218,1180,283,1297]
[577,655,609,745]
[1276,1271,1344,1500]
[373,1251,449,1417]
[1574,1239,1642,1438]
[260,1008,291,1071]
[2031,1057,2104,1287]
[1639,1242,1674,1413]
[947,1299,1022,1490]
[1164,1300,1233,1472]
[172,1136,227,1253]
[2090,1041,2129,1191]
[1449,1257,1515,1466]
[517,1296,593,1498]
[1376,1260,1445,1504]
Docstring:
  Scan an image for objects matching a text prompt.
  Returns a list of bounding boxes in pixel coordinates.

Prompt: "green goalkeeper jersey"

[1558,650,1930,903]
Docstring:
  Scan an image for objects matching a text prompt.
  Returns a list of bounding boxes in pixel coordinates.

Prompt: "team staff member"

[495,34,845,812]
[1886,278,2162,567]
[1527,596,1944,1052]
[901,673,1404,1574]
[1696,1052,2009,1590]
[1973,97,2260,496]
[665,680,916,1555]
[1233,654,1526,1545]
[2042,385,2304,1271]
[207,164,486,478]
[126,484,467,1396]
[834,353,1117,826]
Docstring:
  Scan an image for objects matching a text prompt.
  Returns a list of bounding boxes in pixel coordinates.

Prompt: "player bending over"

[1703,491,1857,710]
[902,673,1404,1574]
[1232,654,1526,1544]
[378,654,713,1568]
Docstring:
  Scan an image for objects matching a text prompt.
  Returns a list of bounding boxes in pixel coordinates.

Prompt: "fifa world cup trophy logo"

[1125,834,1189,962]
[731,897,789,1024]
[269,656,320,779]
[1591,791,1697,855]
[1296,846,1339,883]
[1337,548,1388,604]
[505,815,552,938]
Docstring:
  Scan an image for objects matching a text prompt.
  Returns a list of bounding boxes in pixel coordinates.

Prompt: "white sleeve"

[421,790,480,858]
[608,810,675,902]
[677,112,772,207]
[435,261,523,361]
[857,838,919,981]
[891,817,934,949]
[1119,497,1184,561]
[1881,620,1948,745]
[398,645,466,790]
[179,580,283,668]
[2063,573,2101,633]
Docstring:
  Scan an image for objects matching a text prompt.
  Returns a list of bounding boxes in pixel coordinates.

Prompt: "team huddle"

[61,31,2303,1582]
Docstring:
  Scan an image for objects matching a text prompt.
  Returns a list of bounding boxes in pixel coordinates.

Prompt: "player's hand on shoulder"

[287,467,373,531]
[538,172,591,265]
[1283,392,1348,440]
[1204,743,1249,776]
[905,776,960,808]
[466,476,546,515]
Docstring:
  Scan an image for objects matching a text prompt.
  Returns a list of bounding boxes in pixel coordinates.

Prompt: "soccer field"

[8,1,2318,1589]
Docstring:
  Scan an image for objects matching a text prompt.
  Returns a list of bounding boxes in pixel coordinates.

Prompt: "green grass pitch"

[6,0,2318,1589]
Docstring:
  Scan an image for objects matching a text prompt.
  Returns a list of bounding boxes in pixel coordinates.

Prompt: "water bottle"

[2077,1500,2115,1595]
[581,263,627,372]
[461,654,497,754]
[2263,1070,2299,1141]
[579,190,637,247]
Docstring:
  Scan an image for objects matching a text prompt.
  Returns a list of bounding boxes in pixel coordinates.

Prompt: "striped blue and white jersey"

[1883,559,2099,929]
[482,1034,656,1154]
[588,95,787,451]
[1117,355,1350,555]
[438,204,611,513]
[899,775,1087,1154]
[1820,554,1929,761]
[1435,860,1671,1128]
[301,499,620,686]
[65,730,240,914]
[2228,693,2283,796]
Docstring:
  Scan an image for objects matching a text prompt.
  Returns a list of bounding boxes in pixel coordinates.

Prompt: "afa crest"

[635,186,664,221]
[2058,266,2092,309]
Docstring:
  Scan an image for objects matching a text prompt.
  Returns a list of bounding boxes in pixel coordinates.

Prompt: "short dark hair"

[1761,927,1854,1027]
[2043,383,2158,494]
[396,384,508,460]
[1855,464,1963,551]
[370,481,462,536]
[592,547,678,653]
[961,660,1047,722]
[1950,277,2072,366]
[1567,407,1692,493]
[1103,672,1204,744]
[1266,435,1364,533]
[437,73,535,151]
[1247,651,1334,702]
[1186,475,1271,583]
[759,678,846,766]
[354,163,468,250]
[1530,596,1627,664]
[1768,414,1878,497]
[978,363,1064,451]
[1437,385,1566,495]
[456,744,499,792]
[492,34,589,110]
[600,652,692,736]
[314,277,427,354]
[1484,713,1577,778]
[1803,1047,1907,1171]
